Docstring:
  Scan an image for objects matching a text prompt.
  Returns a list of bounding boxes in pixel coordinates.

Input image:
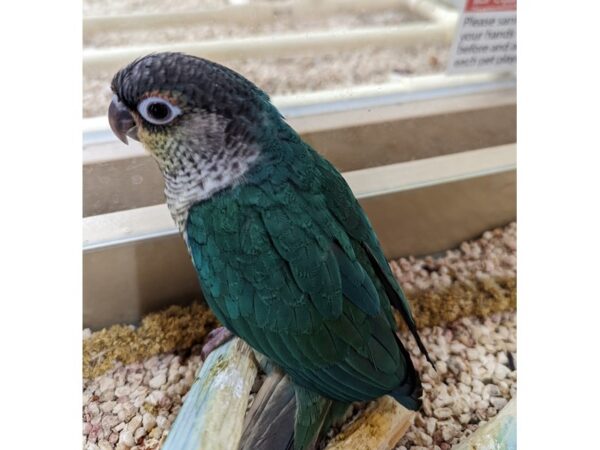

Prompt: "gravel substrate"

[85,0,264,16]
[84,10,421,48]
[397,311,516,449]
[392,222,516,293]
[83,350,203,450]
[82,312,516,450]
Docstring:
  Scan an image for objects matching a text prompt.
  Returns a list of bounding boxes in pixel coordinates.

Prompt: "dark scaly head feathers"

[111,52,271,119]
[109,52,280,228]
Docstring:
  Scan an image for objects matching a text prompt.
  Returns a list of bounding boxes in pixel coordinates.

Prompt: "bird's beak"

[108,95,139,145]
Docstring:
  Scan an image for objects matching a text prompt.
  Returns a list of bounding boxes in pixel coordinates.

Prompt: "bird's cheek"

[137,128,172,163]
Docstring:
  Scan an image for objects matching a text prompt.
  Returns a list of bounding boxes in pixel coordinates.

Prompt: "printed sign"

[447,0,516,73]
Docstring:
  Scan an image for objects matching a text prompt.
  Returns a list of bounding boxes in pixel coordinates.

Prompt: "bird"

[108,52,432,450]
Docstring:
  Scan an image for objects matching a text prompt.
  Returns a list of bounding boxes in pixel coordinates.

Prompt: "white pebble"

[460,372,472,386]
[472,379,484,395]
[142,412,156,432]
[149,373,167,389]
[422,397,432,416]
[156,415,169,430]
[441,422,461,441]
[127,415,142,433]
[115,386,131,397]
[483,384,501,399]
[436,361,448,375]
[450,343,465,354]
[87,403,100,417]
[101,415,119,431]
[433,407,452,419]
[98,441,112,450]
[100,401,116,414]
[90,416,102,426]
[476,400,488,410]
[426,417,436,434]
[146,390,165,406]
[459,413,471,424]
[417,430,433,446]
[451,398,469,416]
[458,383,471,394]
[490,397,508,410]
[99,377,116,393]
[448,357,466,375]
[118,430,134,447]
[494,364,510,380]
[433,393,452,408]
[134,426,146,442]
[465,347,479,360]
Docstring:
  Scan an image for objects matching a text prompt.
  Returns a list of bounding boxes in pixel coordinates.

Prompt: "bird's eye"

[137,97,181,125]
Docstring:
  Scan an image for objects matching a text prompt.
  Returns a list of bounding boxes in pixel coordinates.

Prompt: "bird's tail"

[389,333,423,411]
[363,243,435,369]
[239,365,351,450]
[239,367,296,450]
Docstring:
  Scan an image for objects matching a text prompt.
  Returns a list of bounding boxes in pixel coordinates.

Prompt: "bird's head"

[108,52,277,175]
[109,52,283,226]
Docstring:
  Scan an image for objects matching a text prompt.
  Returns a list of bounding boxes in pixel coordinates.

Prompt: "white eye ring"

[137,97,182,125]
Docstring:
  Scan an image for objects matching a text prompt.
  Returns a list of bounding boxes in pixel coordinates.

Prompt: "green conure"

[108,52,432,450]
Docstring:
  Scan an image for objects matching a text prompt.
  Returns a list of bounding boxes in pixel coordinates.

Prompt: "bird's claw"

[201,327,234,360]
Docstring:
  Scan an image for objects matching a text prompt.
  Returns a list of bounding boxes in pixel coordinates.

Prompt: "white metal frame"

[83,144,515,251]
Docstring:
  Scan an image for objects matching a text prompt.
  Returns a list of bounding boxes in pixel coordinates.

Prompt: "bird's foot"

[201,326,234,360]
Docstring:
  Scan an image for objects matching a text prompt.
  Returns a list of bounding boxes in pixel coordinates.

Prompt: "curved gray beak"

[108,95,139,144]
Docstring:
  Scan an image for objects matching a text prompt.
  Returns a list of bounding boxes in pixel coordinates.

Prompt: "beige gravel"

[82,312,516,450]
[83,350,203,449]
[85,0,237,16]
[84,10,421,48]
[392,222,517,293]
[395,311,516,449]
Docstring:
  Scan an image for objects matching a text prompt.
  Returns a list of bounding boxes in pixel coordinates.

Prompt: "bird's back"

[185,121,424,408]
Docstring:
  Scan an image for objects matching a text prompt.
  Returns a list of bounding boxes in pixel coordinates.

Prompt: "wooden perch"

[453,397,516,450]
[162,338,415,450]
[160,338,258,450]
[324,396,416,450]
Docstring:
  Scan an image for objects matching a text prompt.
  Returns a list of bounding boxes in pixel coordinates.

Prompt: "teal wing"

[309,145,434,366]
[280,122,431,364]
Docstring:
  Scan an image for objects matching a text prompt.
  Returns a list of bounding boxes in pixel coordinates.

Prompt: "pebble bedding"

[82,0,451,118]
[82,223,517,450]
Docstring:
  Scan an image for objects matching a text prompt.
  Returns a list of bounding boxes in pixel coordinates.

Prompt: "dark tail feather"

[362,243,435,369]
[389,333,423,411]
[239,368,296,450]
